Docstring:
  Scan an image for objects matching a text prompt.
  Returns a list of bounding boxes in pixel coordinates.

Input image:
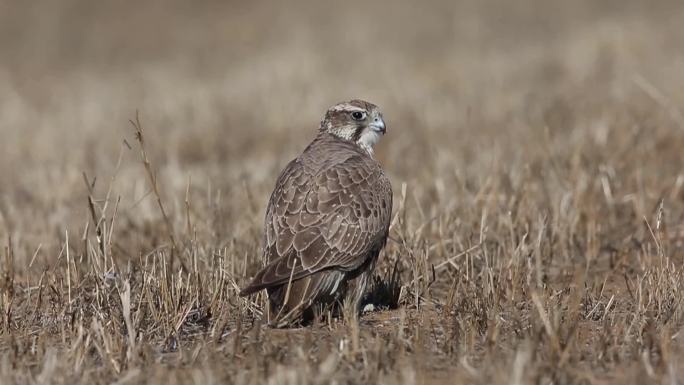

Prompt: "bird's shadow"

[362,259,402,312]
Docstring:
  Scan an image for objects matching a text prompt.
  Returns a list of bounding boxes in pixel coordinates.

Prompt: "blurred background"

[3,2,684,383]
[0,0,683,263]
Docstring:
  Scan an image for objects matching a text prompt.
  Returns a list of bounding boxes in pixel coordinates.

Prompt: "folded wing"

[239,155,392,296]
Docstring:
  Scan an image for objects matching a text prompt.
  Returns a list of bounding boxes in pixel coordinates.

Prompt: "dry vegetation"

[2,0,684,384]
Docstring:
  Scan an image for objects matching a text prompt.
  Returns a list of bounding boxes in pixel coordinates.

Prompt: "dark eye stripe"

[351,126,364,142]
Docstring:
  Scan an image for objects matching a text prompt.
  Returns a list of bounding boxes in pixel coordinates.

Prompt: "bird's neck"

[355,129,381,157]
[319,130,377,157]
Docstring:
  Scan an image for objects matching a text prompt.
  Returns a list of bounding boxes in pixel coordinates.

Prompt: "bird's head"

[319,100,386,155]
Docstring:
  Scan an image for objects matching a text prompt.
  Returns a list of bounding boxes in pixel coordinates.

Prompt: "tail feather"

[238,284,260,297]
[239,258,308,297]
[266,270,347,327]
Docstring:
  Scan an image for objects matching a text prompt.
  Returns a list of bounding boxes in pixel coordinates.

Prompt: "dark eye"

[351,111,366,120]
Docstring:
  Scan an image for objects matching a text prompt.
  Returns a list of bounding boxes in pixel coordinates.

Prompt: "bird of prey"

[240,99,393,327]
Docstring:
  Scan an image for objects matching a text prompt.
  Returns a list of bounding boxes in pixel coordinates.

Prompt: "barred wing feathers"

[240,141,392,296]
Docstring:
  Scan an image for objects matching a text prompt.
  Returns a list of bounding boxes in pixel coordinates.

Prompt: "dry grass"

[2,0,684,384]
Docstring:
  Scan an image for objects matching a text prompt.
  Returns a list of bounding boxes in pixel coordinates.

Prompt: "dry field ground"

[2,1,684,384]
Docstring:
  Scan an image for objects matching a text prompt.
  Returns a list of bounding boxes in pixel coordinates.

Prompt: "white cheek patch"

[357,128,383,156]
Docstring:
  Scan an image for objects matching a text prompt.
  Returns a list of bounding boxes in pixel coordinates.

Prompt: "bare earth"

[1,1,684,384]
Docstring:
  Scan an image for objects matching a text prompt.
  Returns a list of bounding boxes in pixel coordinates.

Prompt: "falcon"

[240,99,393,327]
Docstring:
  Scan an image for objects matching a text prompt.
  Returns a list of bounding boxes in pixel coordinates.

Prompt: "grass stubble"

[2,0,684,384]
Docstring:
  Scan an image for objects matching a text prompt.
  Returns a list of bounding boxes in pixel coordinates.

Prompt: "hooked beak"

[370,116,386,134]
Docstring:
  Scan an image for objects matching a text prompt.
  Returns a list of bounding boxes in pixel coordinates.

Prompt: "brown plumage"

[240,100,392,326]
